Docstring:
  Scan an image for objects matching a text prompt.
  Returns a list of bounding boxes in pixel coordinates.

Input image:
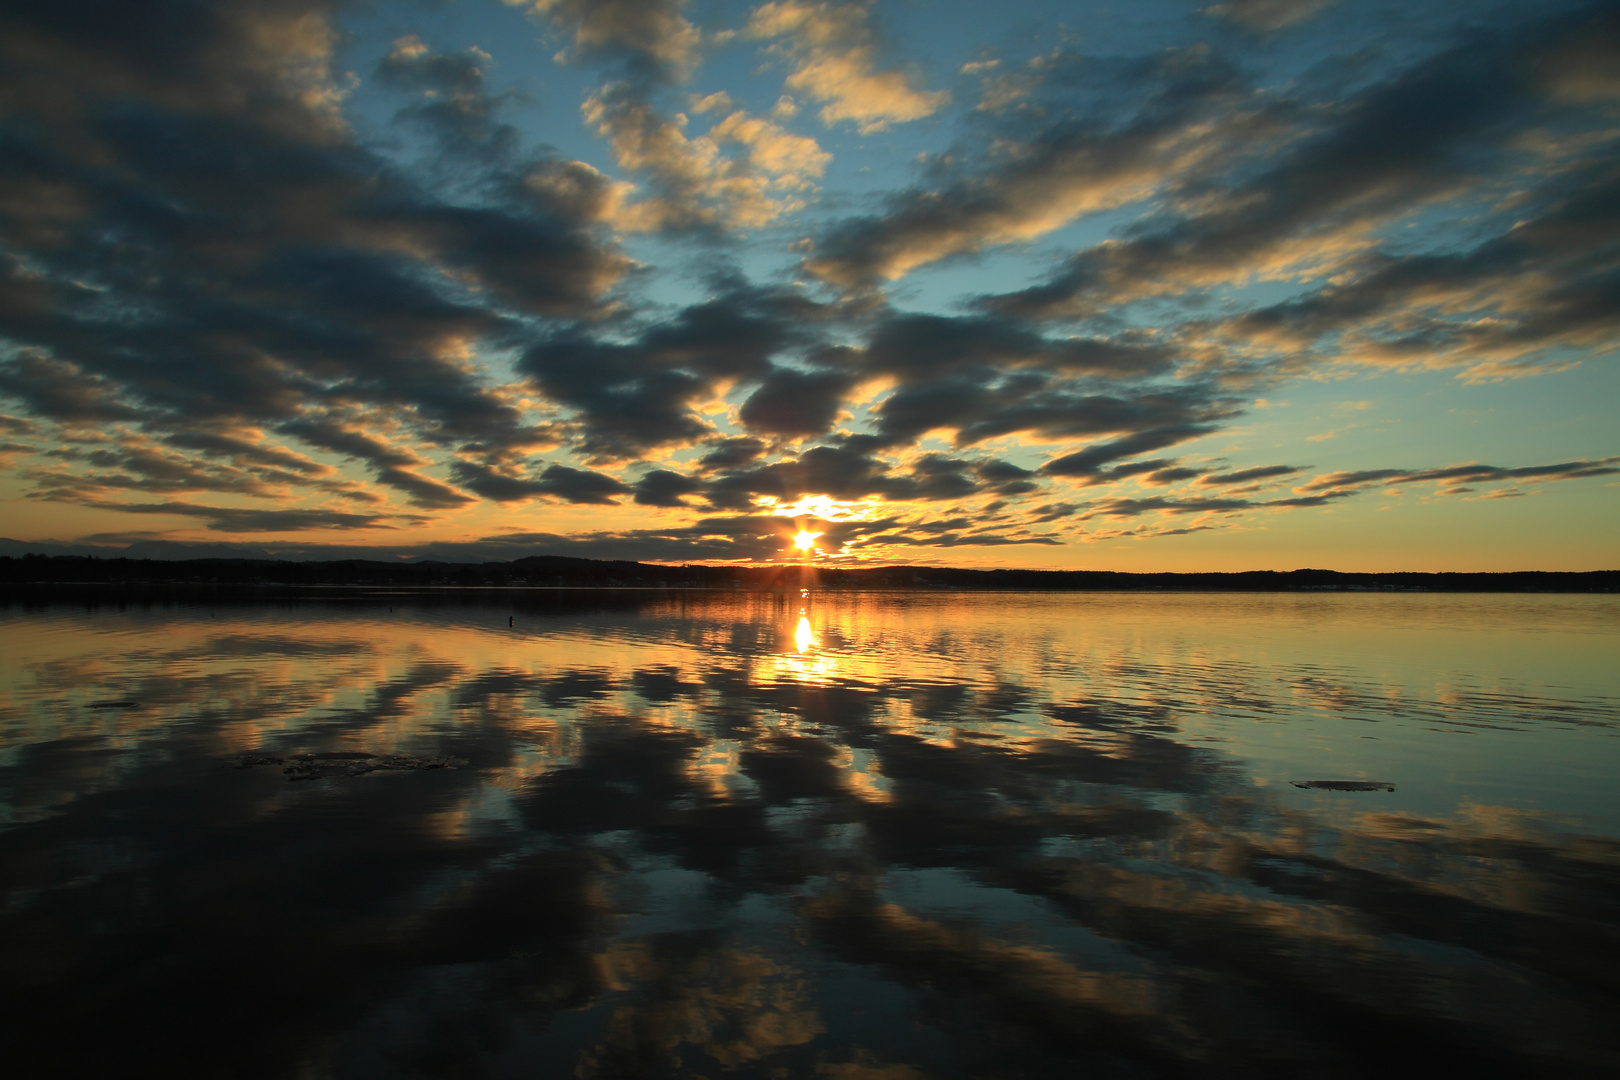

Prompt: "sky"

[0,0,1616,570]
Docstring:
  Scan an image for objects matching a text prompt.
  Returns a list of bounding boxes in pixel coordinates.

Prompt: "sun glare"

[758,495,881,522]
[794,530,820,551]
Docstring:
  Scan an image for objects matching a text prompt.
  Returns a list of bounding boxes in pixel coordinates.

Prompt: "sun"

[793,529,821,552]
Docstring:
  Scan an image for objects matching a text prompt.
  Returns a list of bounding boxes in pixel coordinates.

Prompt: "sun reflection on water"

[773,605,839,684]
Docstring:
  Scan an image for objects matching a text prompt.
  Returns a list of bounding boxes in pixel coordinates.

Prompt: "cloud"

[1142,466,1205,486]
[746,1,949,134]
[834,312,1202,450]
[449,460,557,503]
[534,463,634,504]
[278,417,472,509]
[468,517,805,562]
[697,436,770,472]
[518,289,800,460]
[376,35,518,160]
[0,0,632,532]
[739,366,858,437]
[1200,0,1337,33]
[862,314,1174,381]
[514,279,850,465]
[984,10,1613,323]
[875,377,1229,454]
[581,83,830,232]
[510,0,700,82]
[1041,427,1220,479]
[1209,155,1620,380]
[72,500,406,533]
[1530,5,1620,104]
[1065,454,1620,523]
[449,460,631,504]
[976,459,1041,495]
[697,438,1052,513]
[24,436,281,499]
[1300,458,1620,493]
[162,429,327,479]
[1082,494,1255,519]
[702,442,907,510]
[1196,464,1305,486]
[800,48,1252,288]
[0,352,140,424]
[684,444,1042,517]
[632,468,704,507]
[508,297,1217,510]
[379,35,491,99]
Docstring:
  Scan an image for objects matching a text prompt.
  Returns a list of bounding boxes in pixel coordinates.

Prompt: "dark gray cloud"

[975,458,1042,496]
[1041,426,1220,479]
[1197,464,1306,486]
[518,289,806,460]
[73,500,408,533]
[863,314,1172,379]
[1207,155,1620,378]
[803,47,1254,288]
[0,353,141,424]
[702,442,902,511]
[697,439,1048,512]
[873,531,1062,548]
[633,469,704,507]
[534,464,634,504]
[517,0,700,83]
[375,32,520,163]
[1143,466,1206,486]
[739,366,858,437]
[162,430,326,478]
[1082,495,1255,519]
[1072,454,1620,519]
[518,332,713,461]
[837,312,1208,451]
[697,436,769,472]
[449,461,632,505]
[1301,458,1620,493]
[377,35,491,100]
[459,517,806,562]
[278,416,473,509]
[985,6,1617,325]
[680,442,1052,515]
[0,0,629,521]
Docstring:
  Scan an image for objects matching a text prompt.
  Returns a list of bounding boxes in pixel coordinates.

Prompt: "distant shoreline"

[1,554,1615,594]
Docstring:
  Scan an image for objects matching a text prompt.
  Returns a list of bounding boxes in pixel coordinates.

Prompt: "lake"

[2,589,1617,1078]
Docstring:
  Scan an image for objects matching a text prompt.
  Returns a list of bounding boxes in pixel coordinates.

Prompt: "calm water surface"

[1,590,1617,1078]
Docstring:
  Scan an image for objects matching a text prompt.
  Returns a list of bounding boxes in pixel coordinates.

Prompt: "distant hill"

[0,550,1614,593]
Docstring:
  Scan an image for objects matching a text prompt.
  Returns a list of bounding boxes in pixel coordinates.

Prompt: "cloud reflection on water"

[0,591,1616,1077]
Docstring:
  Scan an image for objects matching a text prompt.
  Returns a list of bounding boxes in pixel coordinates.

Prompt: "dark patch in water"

[225,752,468,780]
[1291,780,1396,791]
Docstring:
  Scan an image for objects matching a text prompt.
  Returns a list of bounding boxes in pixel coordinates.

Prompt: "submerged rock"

[228,754,285,769]
[225,752,467,780]
[1290,780,1395,792]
